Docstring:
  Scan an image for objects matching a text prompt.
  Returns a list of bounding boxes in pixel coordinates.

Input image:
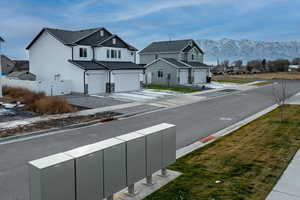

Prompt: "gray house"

[139,39,211,86]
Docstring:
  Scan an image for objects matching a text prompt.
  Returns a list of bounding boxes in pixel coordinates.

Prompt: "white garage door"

[114,72,141,92]
[194,70,207,84]
[86,73,107,94]
[179,70,188,85]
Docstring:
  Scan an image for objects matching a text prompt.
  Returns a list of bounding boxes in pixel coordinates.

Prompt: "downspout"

[71,46,74,60]
[83,70,87,95]
[108,70,112,93]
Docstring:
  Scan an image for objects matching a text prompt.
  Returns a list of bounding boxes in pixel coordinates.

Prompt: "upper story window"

[191,54,194,60]
[100,30,104,37]
[106,49,121,59]
[79,48,87,58]
[112,38,116,44]
[106,49,110,58]
[131,52,134,56]
[155,54,158,59]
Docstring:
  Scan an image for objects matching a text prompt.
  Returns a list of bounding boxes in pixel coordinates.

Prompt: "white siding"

[95,47,135,62]
[29,31,72,81]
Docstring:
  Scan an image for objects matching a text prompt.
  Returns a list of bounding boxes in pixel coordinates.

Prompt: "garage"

[179,70,189,85]
[86,71,107,94]
[194,69,207,84]
[112,70,142,92]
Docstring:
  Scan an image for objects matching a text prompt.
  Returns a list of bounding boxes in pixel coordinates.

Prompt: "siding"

[146,60,179,86]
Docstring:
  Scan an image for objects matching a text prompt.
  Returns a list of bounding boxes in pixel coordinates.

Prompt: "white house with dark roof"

[26,27,144,94]
[139,39,211,86]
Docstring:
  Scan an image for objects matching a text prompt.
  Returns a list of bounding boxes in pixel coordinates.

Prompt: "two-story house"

[139,39,211,86]
[26,27,144,94]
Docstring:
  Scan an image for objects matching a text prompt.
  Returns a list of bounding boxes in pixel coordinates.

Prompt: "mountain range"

[197,38,300,64]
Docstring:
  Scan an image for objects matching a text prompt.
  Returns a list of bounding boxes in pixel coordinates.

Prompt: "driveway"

[63,94,129,109]
[1,81,300,200]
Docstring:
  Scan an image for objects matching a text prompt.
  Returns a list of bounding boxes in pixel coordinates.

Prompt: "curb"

[176,104,278,159]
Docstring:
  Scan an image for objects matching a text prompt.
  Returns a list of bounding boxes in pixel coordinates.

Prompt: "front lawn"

[146,105,300,200]
[144,85,201,93]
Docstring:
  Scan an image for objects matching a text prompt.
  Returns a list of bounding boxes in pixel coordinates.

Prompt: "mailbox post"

[28,153,75,200]
[116,132,146,196]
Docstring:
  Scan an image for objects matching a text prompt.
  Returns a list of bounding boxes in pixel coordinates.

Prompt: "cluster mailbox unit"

[28,123,176,200]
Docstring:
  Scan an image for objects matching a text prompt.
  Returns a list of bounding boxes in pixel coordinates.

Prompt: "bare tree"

[272,79,288,122]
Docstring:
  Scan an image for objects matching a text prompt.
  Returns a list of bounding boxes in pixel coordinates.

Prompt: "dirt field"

[215,72,300,80]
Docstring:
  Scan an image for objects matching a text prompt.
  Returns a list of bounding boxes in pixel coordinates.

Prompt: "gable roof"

[26,27,137,51]
[181,61,211,68]
[139,39,203,54]
[145,58,191,69]
[96,35,138,51]
[0,36,4,42]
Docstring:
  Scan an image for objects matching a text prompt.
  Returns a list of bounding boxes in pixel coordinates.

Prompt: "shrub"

[2,86,76,114]
[31,97,77,115]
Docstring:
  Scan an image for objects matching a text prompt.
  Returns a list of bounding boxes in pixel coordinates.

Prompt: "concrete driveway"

[63,94,129,109]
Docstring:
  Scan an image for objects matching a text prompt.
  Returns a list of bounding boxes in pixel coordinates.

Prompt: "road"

[1,81,300,200]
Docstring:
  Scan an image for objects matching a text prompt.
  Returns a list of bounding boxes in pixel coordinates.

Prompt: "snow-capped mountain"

[197,38,300,64]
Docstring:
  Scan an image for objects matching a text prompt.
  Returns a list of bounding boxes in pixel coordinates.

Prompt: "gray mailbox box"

[136,125,163,178]
[28,153,75,200]
[161,123,176,172]
[116,132,146,194]
[102,138,127,198]
[65,142,105,200]
[137,123,176,181]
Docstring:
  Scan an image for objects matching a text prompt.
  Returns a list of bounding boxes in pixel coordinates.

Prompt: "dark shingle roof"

[69,60,144,70]
[69,60,108,70]
[95,61,144,70]
[162,58,190,68]
[139,39,194,54]
[0,36,4,42]
[26,27,138,51]
[182,61,211,68]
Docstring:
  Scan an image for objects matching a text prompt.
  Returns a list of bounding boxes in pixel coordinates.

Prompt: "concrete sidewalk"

[267,150,300,200]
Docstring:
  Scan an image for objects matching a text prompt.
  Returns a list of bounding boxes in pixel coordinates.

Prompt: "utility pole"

[0,36,4,98]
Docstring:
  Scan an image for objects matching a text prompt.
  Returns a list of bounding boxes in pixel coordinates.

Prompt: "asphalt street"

[1,81,300,200]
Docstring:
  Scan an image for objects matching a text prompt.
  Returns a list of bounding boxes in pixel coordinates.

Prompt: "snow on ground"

[203,81,242,89]
[110,89,179,102]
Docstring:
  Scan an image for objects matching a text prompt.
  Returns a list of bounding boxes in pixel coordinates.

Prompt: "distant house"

[26,27,144,94]
[7,71,36,81]
[0,55,15,75]
[289,65,300,72]
[139,39,211,86]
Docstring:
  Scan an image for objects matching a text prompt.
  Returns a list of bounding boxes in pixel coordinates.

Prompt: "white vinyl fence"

[2,76,71,96]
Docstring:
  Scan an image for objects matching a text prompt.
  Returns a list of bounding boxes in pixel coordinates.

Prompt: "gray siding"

[0,55,15,74]
[146,60,179,86]
[140,54,156,65]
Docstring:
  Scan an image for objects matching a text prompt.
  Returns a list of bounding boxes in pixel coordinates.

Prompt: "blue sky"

[0,0,299,59]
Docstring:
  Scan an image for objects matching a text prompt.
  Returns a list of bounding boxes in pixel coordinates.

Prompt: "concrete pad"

[287,92,300,105]
[114,170,181,200]
[267,190,300,200]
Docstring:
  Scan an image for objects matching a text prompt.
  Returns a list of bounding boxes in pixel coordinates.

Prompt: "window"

[100,30,104,36]
[79,48,87,57]
[158,70,164,78]
[118,50,121,58]
[106,49,110,58]
[112,38,116,44]
[191,54,194,60]
[131,52,134,56]
[155,54,158,59]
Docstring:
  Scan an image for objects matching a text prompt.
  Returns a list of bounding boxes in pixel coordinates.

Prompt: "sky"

[0,0,299,59]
